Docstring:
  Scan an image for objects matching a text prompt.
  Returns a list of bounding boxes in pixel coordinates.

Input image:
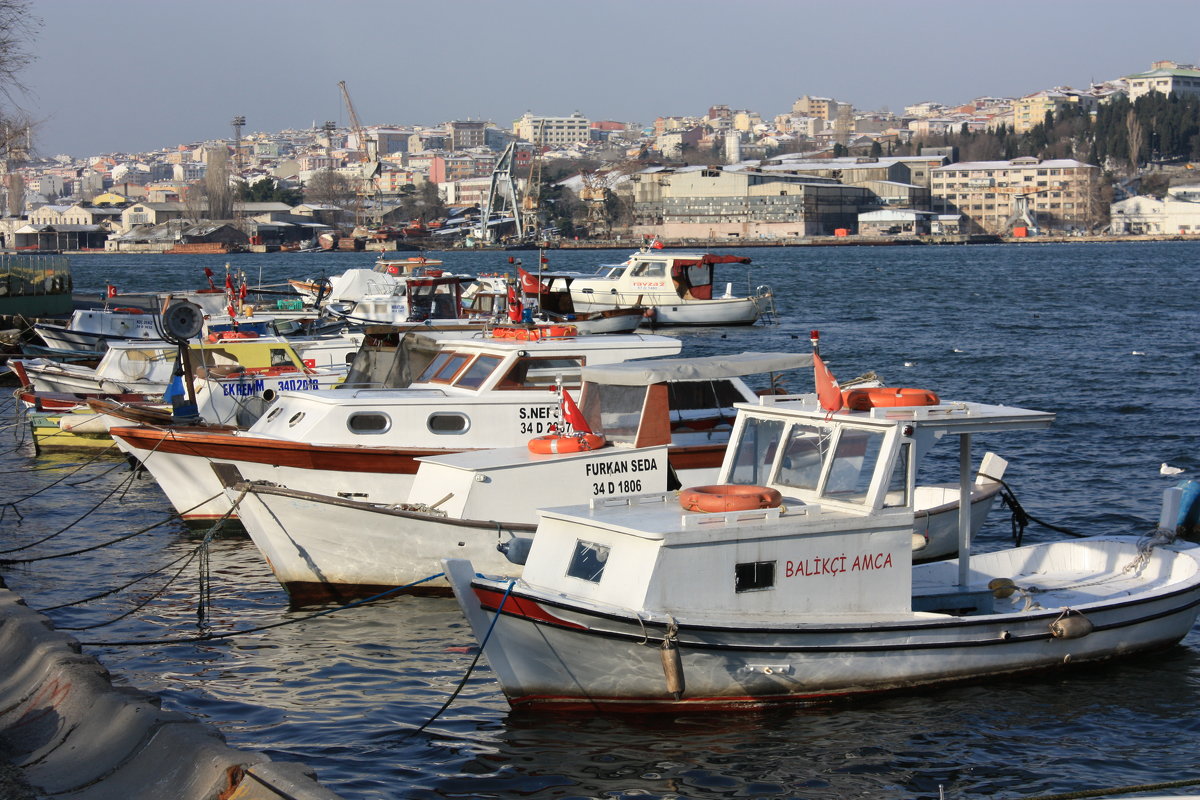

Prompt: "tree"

[237,176,302,205]
[0,1,39,209]
[305,168,355,208]
[203,147,235,220]
[1125,109,1145,174]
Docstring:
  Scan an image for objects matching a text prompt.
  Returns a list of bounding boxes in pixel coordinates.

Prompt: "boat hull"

[446,538,1200,710]
[234,484,537,605]
[572,293,760,326]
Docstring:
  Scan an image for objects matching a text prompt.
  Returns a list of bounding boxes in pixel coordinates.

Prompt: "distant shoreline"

[15,232,1200,255]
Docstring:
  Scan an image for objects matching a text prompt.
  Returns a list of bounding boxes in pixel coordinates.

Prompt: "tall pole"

[230,115,246,176]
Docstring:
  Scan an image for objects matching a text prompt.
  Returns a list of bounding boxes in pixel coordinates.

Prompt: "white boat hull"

[572,293,760,327]
[446,537,1200,710]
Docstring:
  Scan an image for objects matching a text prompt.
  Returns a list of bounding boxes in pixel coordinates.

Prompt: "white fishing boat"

[108,330,683,524]
[446,369,1200,710]
[33,307,168,354]
[11,334,361,396]
[565,248,772,327]
[227,352,1005,605]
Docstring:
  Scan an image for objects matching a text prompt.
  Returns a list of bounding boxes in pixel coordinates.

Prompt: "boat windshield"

[495,356,584,390]
[453,354,503,390]
[728,416,785,486]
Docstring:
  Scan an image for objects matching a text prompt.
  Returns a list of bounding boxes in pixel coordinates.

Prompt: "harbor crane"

[477,141,522,244]
[337,80,382,226]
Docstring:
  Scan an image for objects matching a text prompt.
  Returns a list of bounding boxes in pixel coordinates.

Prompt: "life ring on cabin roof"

[842,387,940,411]
[112,307,143,314]
[679,484,783,513]
[527,433,606,454]
[206,330,260,343]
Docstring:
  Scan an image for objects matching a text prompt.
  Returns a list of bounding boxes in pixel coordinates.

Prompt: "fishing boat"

[564,248,772,327]
[108,330,684,524]
[228,352,1012,605]
[10,334,362,397]
[445,346,1200,710]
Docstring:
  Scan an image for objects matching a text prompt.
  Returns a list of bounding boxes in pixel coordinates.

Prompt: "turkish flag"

[813,352,843,412]
[561,389,592,433]
[517,266,543,294]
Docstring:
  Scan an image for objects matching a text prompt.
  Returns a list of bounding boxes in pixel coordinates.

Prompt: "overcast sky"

[19,0,1200,159]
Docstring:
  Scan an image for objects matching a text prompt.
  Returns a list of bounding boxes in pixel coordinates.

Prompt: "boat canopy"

[582,352,811,386]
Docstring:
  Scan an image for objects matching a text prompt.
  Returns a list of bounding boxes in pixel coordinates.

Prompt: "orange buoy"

[841,387,939,410]
[679,484,783,513]
[527,433,606,454]
[112,307,144,314]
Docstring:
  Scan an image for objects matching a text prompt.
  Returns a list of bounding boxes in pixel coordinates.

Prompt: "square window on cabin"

[566,540,610,583]
[735,561,775,593]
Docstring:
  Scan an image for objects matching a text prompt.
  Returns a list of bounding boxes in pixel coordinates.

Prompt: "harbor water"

[2,241,1199,799]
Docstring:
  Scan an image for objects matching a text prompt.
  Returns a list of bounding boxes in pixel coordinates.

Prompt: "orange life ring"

[842,387,940,410]
[206,330,261,343]
[679,484,783,513]
[527,433,606,454]
[112,307,143,314]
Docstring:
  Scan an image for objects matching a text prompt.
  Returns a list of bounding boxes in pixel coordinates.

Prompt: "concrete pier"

[0,586,344,800]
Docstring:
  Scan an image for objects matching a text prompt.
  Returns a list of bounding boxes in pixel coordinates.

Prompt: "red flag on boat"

[561,389,592,434]
[507,285,522,322]
[203,267,216,290]
[517,266,543,295]
[224,270,233,291]
[651,237,664,249]
[810,330,842,412]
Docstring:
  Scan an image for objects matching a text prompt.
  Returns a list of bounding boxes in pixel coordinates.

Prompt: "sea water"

[2,240,1199,799]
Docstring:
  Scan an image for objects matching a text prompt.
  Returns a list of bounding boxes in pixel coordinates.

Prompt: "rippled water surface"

[3,241,1200,799]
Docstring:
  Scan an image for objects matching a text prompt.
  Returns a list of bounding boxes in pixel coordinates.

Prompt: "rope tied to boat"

[979,472,1086,545]
[411,578,515,736]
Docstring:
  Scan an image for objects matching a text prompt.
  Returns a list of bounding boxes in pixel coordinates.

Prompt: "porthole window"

[427,412,469,434]
[265,407,282,422]
[288,411,305,427]
[348,412,390,434]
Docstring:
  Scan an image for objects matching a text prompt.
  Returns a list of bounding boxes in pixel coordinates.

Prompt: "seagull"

[1161,463,1185,475]
[903,361,916,367]
[1131,350,1146,356]
[952,348,964,353]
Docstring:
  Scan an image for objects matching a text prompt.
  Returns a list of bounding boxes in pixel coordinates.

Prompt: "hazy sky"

[19,0,1200,158]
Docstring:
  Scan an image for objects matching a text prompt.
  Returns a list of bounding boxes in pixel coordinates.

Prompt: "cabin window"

[265,407,282,422]
[496,356,584,390]
[728,416,785,486]
[270,348,291,367]
[735,561,775,592]
[666,380,743,433]
[884,442,910,507]
[823,428,886,504]
[566,540,609,583]
[774,423,830,491]
[629,261,665,278]
[427,412,470,434]
[348,412,390,434]
[425,352,472,383]
[453,354,502,389]
[287,411,305,427]
[416,351,451,379]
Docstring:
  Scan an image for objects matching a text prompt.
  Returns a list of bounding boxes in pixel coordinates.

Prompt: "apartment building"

[513,112,590,146]
[447,121,488,150]
[1125,60,1200,100]
[930,156,1099,234]
[1110,185,1200,234]
[1012,91,1086,134]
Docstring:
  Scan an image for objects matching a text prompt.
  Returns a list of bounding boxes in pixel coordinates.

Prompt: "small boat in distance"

[563,248,773,327]
[446,339,1200,711]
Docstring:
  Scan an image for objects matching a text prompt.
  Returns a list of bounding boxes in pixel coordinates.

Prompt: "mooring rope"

[1021,775,1200,800]
[0,490,226,562]
[80,572,447,647]
[412,579,515,736]
[979,472,1086,545]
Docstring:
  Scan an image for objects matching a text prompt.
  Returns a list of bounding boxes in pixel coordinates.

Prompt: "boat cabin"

[240,331,682,449]
[579,251,751,302]
[517,397,1055,620]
